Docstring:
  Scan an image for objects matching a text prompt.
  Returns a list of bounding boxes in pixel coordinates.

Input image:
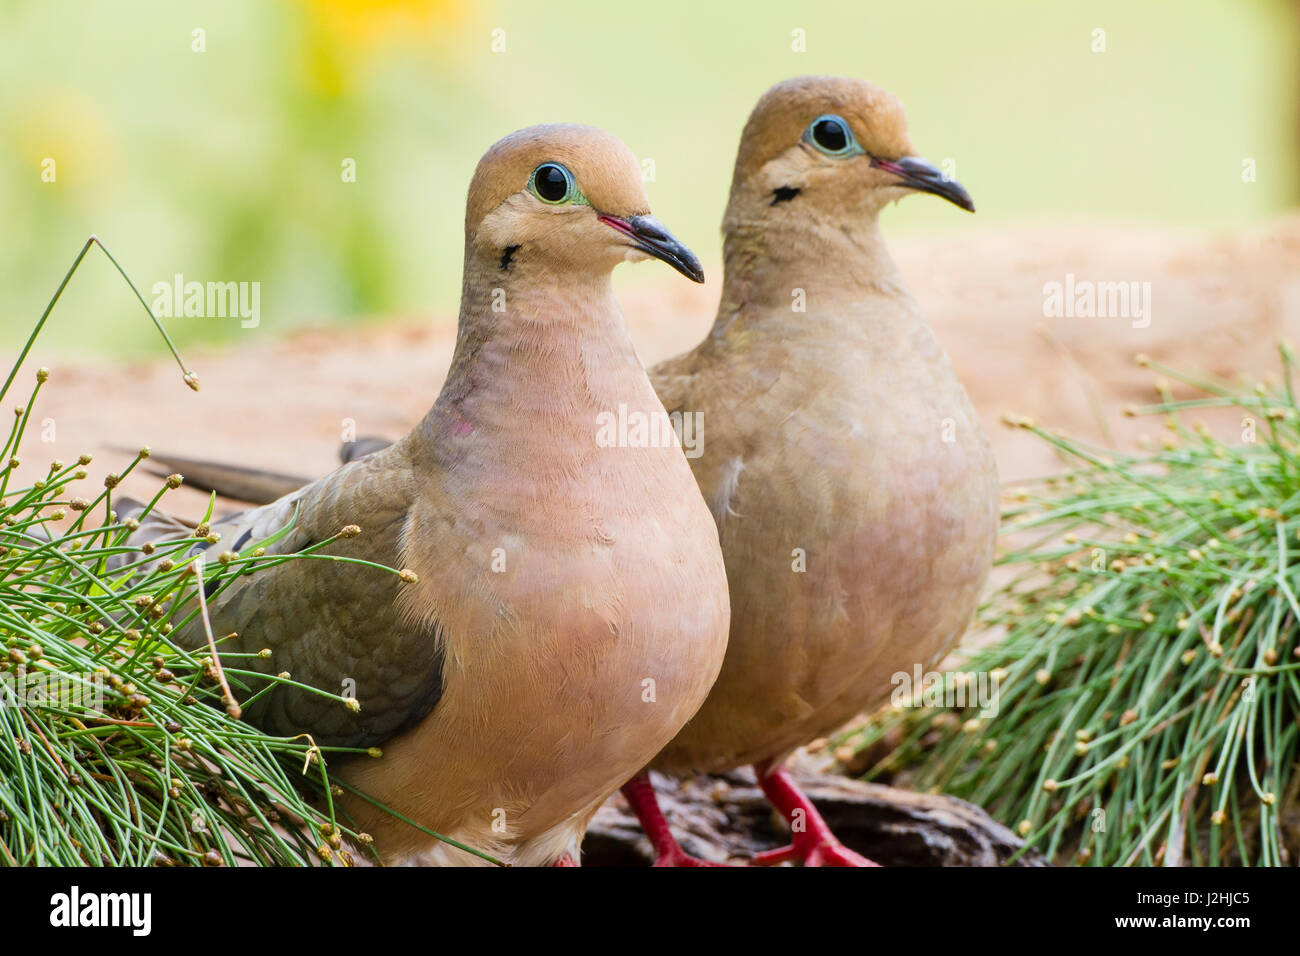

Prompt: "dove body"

[641,76,998,865]
[124,125,729,866]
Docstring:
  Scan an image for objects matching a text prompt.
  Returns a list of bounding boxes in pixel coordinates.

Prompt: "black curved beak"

[870,155,975,213]
[599,213,705,283]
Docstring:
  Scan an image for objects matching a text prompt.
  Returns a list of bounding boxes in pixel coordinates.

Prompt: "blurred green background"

[2,0,1297,357]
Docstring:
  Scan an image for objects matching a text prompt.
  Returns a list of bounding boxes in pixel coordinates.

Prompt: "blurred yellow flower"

[11,88,122,196]
[295,0,465,49]
[290,0,469,96]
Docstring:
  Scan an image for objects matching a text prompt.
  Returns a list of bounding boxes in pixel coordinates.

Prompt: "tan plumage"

[139,80,997,865]
[635,76,998,863]
[122,125,730,866]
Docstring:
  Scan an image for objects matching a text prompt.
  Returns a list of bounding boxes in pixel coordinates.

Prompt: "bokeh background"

[2,0,1298,358]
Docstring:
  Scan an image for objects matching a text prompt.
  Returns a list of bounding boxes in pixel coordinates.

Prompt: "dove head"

[464,124,703,285]
[725,75,974,230]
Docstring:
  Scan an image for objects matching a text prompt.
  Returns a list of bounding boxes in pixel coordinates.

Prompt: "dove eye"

[804,114,860,157]
[529,162,578,204]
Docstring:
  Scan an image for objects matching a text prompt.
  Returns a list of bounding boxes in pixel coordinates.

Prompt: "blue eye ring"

[803,114,864,158]
[528,162,583,205]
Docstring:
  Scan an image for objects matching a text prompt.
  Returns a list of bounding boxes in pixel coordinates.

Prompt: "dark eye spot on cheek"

[500,244,520,270]
[771,186,801,205]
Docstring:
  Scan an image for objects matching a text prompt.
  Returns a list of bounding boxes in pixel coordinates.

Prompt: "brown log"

[584,768,1047,867]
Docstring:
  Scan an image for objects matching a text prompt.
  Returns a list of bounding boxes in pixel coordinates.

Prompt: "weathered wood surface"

[584,767,1047,867]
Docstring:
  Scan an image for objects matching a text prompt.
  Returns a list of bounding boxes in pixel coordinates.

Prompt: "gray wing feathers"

[125,445,447,748]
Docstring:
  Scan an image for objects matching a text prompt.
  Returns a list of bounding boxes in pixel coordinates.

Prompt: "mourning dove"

[119,124,730,867]
[141,77,997,867]
[622,76,997,865]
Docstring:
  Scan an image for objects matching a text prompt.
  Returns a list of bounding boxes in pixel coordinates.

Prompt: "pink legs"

[749,759,879,867]
[618,764,879,867]
[620,773,731,867]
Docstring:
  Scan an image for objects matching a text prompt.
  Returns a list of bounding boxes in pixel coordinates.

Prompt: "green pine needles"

[0,239,400,866]
[855,351,1300,866]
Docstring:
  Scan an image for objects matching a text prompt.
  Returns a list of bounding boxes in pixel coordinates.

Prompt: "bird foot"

[751,759,882,867]
[651,845,734,867]
[750,835,879,867]
[622,772,736,867]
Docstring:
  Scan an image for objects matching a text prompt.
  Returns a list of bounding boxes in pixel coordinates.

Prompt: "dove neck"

[425,261,651,446]
[716,210,908,325]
